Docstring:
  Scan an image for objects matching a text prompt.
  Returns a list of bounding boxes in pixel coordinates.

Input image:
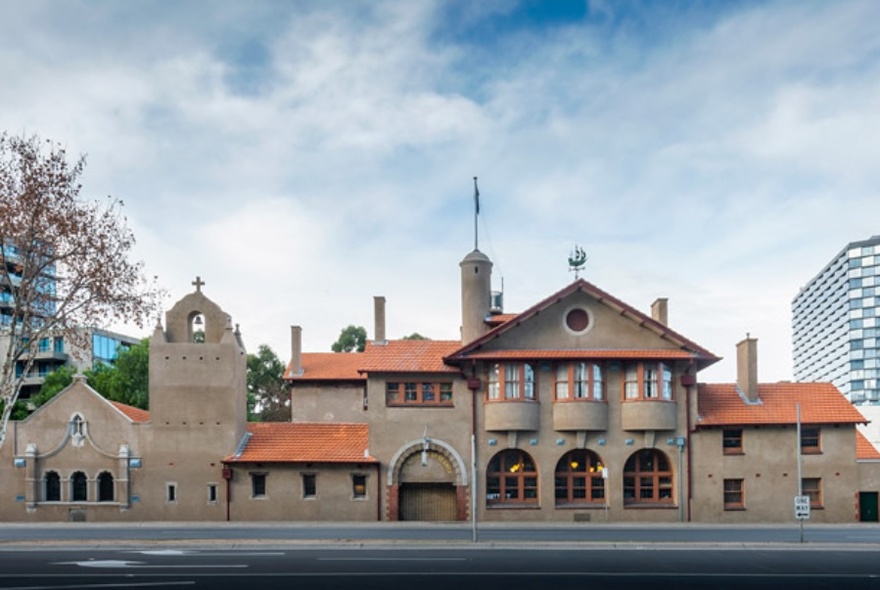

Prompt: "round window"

[565,308,590,333]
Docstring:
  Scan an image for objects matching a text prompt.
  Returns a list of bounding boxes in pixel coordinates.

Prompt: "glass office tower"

[793,236,880,405]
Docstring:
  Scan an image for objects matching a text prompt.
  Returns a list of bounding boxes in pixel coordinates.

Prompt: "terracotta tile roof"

[446,279,720,369]
[460,349,698,361]
[357,340,461,374]
[284,352,366,381]
[856,430,880,460]
[697,382,867,426]
[110,401,150,423]
[224,422,377,464]
[485,314,518,326]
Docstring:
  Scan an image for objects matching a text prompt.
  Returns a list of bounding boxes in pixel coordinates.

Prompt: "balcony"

[484,400,540,431]
[621,400,677,431]
[553,401,608,431]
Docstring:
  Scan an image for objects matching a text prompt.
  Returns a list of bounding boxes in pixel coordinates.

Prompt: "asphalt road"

[1,522,880,545]
[1,545,879,590]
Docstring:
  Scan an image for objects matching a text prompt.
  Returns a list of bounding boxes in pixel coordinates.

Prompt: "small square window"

[352,474,367,499]
[801,428,821,454]
[722,429,743,454]
[302,474,317,498]
[723,479,744,510]
[251,473,267,498]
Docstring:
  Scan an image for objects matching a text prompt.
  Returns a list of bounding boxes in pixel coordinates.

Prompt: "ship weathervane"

[568,246,587,279]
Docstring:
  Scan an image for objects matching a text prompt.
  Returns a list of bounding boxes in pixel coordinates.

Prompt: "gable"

[14,377,140,457]
[447,279,718,367]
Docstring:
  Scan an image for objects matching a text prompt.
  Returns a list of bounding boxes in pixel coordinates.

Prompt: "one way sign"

[794,495,811,520]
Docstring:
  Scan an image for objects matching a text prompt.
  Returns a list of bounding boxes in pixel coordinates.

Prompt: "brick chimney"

[736,335,759,402]
[651,298,668,326]
[290,325,303,376]
[374,296,387,345]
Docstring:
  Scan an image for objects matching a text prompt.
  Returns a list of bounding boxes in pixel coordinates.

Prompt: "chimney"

[736,335,759,402]
[373,296,387,345]
[290,325,303,375]
[651,298,668,326]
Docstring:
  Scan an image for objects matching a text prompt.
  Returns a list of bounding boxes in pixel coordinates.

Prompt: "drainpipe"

[684,360,696,522]
[376,462,382,522]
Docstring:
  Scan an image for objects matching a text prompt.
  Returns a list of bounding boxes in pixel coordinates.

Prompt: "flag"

[473,176,480,215]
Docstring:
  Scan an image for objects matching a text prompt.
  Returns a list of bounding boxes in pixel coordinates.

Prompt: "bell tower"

[148,277,247,446]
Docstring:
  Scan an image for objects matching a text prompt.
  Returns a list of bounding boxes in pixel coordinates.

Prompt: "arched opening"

[43,471,61,502]
[190,312,205,343]
[623,448,673,506]
[554,449,605,506]
[486,449,538,506]
[71,471,88,502]
[97,472,114,502]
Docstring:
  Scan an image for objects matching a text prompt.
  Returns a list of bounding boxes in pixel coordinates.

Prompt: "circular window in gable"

[564,307,592,335]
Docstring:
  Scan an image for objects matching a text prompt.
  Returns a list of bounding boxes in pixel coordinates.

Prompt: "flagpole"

[473,176,480,251]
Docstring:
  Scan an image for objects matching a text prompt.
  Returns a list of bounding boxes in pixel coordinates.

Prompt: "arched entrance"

[388,439,468,521]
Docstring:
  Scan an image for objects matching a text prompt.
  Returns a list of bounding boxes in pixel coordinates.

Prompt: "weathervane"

[568,245,587,279]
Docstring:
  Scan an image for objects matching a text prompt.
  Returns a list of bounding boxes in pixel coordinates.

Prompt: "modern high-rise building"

[793,235,880,405]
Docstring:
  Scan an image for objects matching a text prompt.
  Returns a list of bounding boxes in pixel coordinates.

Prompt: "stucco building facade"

[3,246,880,523]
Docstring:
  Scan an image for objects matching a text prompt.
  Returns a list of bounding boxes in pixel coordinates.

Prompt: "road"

[0,545,879,590]
[1,522,880,544]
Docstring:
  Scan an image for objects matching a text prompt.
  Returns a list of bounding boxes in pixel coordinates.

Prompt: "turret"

[460,249,493,344]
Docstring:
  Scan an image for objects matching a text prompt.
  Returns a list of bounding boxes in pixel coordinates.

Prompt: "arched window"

[43,471,61,502]
[554,450,605,506]
[71,471,88,502]
[486,449,538,506]
[97,472,114,502]
[623,449,673,505]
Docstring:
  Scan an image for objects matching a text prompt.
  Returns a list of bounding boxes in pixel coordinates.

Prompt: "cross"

[192,276,205,292]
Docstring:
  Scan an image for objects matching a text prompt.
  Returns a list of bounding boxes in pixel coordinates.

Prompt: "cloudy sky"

[1,0,878,383]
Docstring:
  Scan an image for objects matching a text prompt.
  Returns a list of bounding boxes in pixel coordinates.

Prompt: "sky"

[1,0,878,383]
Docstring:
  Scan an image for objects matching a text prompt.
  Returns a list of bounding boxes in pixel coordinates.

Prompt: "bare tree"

[0,132,162,448]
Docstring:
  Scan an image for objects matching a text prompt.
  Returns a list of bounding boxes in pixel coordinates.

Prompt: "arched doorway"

[389,440,468,521]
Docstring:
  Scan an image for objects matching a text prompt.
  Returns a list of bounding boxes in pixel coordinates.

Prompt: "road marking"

[0,582,194,589]
[53,560,247,569]
[131,550,284,557]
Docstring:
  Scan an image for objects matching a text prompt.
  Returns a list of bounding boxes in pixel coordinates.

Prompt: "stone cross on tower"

[192,276,205,292]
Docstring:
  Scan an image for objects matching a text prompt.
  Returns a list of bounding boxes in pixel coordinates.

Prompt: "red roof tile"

[460,349,698,361]
[485,314,518,326]
[110,401,150,423]
[857,430,880,460]
[357,340,461,374]
[224,422,377,464]
[285,352,366,381]
[697,382,867,426]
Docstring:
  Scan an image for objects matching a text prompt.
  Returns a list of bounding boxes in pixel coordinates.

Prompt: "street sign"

[794,495,811,520]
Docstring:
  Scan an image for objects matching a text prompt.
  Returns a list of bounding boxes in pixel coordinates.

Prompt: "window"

[623,363,674,400]
[207,484,218,504]
[554,450,605,506]
[722,429,743,454]
[486,449,539,506]
[167,483,177,503]
[555,363,604,401]
[723,479,744,510]
[54,336,64,353]
[251,473,267,498]
[623,449,673,505]
[302,474,317,498]
[97,472,114,502]
[43,471,60,502]
[38,337,50,352]
[352,474,367,499]
[71,471,88,502]
[386,382,453,406]
[801,427,821,454]
[802,478,822,508]
[487,363,536,401]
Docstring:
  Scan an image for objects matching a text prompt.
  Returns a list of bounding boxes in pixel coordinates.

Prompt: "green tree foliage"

[331,325,367,353]
[0,132,163,448]
[0,398,28,421]
[101,339,150,409]
[402,332,429,340]
[247,344,290,422]
[32,365,77,407]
